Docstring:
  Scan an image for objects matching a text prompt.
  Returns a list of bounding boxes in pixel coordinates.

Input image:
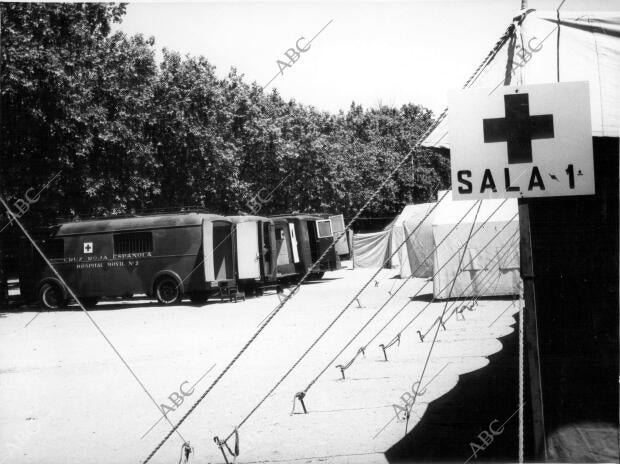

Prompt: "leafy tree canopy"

[1,3,450,232]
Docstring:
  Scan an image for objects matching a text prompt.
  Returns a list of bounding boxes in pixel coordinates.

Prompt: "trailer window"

[316,219,333,238]
[113,232,153,254]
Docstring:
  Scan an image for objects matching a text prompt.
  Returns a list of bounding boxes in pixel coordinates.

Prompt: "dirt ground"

[0,262,519,464]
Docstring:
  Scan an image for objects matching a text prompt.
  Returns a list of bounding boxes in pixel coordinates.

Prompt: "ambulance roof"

[53,213,229,236]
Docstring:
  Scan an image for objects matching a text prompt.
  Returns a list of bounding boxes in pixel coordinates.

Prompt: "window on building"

[113,231,153,254]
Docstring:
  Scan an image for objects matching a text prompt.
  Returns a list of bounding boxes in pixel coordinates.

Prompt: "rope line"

[422,254,516,341]
[404,200,483,433]
[303,199,505,393]
[220,190,449,442]
[386,207,516,346]
[223,200,516,446]
[143,19,523,462]
[468,245,518,307]
[472,245,516,304]
[464,23,516,90]
[361,199,491,350]
[453,246,519,317]
[433,235,519,324]
[175,172,294,291]
[518,281,524,463]
[423,241,519,335]
[226,202,517,447]
[0,196,188,445]
[404,217,518,349]
[404,213,520,434]
[142,111,451,463]
[321,200,492,370]
[488,293,522,329]
[373,239,518,438]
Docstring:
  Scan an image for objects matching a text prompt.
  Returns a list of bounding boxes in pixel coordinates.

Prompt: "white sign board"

[449,81,595,200]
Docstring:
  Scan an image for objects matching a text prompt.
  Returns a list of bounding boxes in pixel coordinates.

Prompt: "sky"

[117,0,617,116]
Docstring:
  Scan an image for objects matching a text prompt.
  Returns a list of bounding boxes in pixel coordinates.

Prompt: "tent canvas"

[432,191,520,299]
[402,211,436,278]
[387,204,417,272]
[353,202,437,273]
[352,230,391,268]
[393,203,437,278]
[417,9,618,461]
[422,10,620,149]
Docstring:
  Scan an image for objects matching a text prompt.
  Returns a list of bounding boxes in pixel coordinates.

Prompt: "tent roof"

[422,9,620,149]
[384,202,437,230]
[432,190,518,226]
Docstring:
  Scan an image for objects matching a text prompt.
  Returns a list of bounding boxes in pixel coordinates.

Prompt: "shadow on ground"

[385,314,535,463]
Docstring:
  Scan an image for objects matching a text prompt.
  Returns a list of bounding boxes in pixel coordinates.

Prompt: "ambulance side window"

[113,232,153,254]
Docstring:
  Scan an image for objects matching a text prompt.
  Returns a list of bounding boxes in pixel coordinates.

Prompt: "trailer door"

[288,223,300,263]
[236,221,261,279]
[315,219,336,267]
[329,214,349,256]
[202,220,215,282]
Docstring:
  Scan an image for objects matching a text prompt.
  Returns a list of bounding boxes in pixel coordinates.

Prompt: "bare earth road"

[0,263,518,464]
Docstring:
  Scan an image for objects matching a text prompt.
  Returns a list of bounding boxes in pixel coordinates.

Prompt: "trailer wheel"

[39,282,66,310]
[155,277,181,305]
[189,292,209,305]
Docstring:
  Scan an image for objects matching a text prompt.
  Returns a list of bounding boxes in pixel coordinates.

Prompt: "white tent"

[397,203,437,278]
[352,202,437,272]
[352,230,391,268]
[422,8,619,298]
[419,11,619,460]
[432,191,520,299]
[423,9,620,149]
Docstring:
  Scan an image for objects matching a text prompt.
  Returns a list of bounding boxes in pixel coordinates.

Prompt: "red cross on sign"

[483,93,554,164]
[448,82,595,200]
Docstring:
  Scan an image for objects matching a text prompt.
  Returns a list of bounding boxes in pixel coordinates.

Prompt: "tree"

[1,3,451,305]
[0,3,154,305]
[1,3,128,218]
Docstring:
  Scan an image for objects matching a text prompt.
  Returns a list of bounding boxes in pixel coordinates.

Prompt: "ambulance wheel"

[39,283,67,310]
[189,292,209,305]
[80,297,100,308]
[155,277,181,305]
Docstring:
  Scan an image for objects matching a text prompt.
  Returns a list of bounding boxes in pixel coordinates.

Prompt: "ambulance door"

[288,222,300,263]
[236,221,261,279]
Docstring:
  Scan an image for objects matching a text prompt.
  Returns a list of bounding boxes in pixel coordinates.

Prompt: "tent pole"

[518,199,546,459]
